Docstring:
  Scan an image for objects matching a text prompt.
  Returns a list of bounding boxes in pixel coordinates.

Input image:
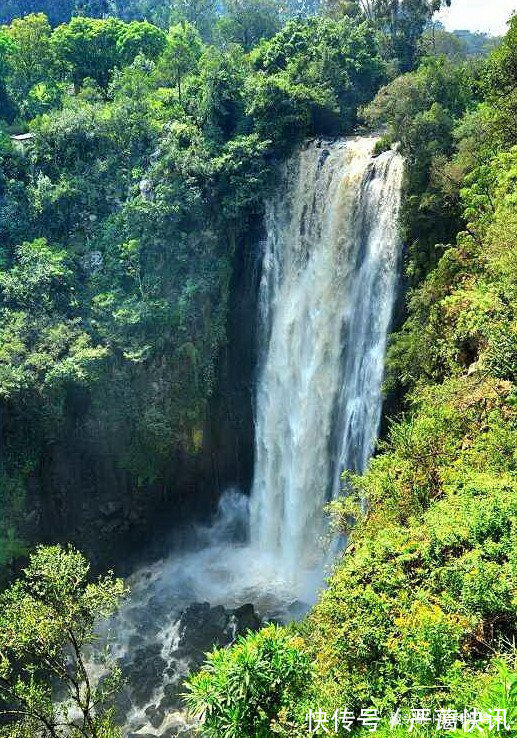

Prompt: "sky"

[436,0,516,36]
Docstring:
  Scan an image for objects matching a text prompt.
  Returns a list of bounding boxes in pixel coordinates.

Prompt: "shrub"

[184,624,311,738]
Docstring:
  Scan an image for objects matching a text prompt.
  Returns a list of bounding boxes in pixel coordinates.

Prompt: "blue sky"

[436,0,516,36]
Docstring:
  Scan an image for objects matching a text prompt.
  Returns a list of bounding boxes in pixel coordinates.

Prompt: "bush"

[184,625,312,737]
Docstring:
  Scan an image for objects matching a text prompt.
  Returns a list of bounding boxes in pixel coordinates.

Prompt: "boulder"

[121,643,167,707]
[232,603,262,636]
[145,702,166,729]
[175,602,232,667]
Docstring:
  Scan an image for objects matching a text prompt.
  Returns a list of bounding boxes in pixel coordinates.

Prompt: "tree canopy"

[0,545,127,737]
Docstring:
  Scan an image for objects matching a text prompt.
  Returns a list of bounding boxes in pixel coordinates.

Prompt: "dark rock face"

[174,601,263,670]
[7,222,262,575]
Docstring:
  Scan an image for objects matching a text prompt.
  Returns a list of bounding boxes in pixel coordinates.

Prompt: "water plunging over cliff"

[250,137,404,575]
[97,137,404,736]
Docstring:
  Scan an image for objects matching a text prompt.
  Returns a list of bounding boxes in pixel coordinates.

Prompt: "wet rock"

[147,591,175,629]
[233,603,262,635]
[125,602,165,639]
[145,702,166,729]
[122,643,167,707]
[173,601,262,669]
[126,716,148,733]
[128,634,145,651]
[286,599,309,619]
[160,681,184,711]
[267,599,308,624]
[159,719,198,738]
[99,500,123,518]
[118,601,262,732]
[175,603,232,666]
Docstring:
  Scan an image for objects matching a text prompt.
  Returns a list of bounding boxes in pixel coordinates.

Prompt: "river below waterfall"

[92,136,403,737]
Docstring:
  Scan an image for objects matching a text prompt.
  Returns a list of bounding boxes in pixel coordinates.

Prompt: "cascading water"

[92,136,404,737]
[250,137,403,575]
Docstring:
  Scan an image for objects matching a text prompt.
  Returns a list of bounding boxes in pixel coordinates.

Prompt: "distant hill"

[453,28,501,56]
[421,23,500,61]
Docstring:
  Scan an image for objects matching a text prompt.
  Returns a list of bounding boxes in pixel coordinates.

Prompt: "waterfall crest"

[250,137,404,573]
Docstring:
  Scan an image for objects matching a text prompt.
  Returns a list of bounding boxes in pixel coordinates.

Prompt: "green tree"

[115,20,167,65]
[157,22,202,103]
[325,0,453,70]
[74,0,112,16]
[0,1,75,26]
[419,26,467,62]
[453,29,500,58]
[51,16,125,89]
[0,31,16,122]
[169,0,218,37]
[484,15,517,146]
[0,238,108,399]
[363,56,475,281]
[3,13,54,101]
[195,44,246,140]
[215,0,281,50]
[252,17,385,137]
[0,545,127,737]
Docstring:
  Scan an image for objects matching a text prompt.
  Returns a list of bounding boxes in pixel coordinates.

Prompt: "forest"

[0,0,515,737]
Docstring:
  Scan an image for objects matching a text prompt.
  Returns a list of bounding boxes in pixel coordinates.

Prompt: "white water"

[250,137,403,575]
[94,137,404,736]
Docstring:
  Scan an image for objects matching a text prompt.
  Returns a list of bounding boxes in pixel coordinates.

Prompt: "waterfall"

[88,136,404,738]
[250,137,404,574]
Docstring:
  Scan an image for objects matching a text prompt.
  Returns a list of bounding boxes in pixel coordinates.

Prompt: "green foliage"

[0,1,75,26]
[157,22,202,102]
[452,29,500,59]
[248,72,329,153]
[51,17,124,89]
[204,381,515,736]
[211,133,273,220]
[420,27,499,63]
[2,12,55,116]
[325,0,453,71]
[49,16,166,90]
[115,20,166,65]
[484,15,517,147]
[251,16,386,141]
[195,44,247,141]
[419,27,468,62]
[185,625,312,738]
[386,143,517,392]
[0,545,127,737]
[0,238,107,399]
[215,0,281,50]
[364,56,477,283]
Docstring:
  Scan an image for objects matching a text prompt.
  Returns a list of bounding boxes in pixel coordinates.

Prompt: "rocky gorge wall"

[10,224,261,574]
